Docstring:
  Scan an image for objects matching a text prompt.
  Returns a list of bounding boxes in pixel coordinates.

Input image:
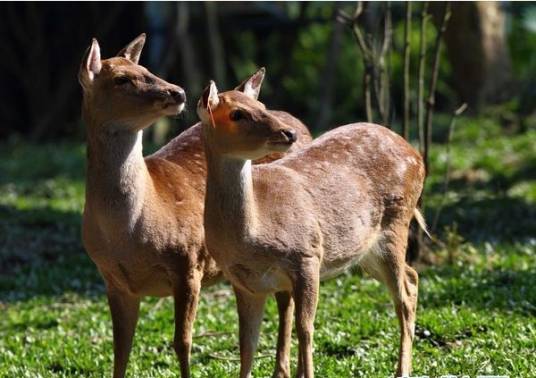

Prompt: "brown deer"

[78,35,311,378]
[197,81,427,378]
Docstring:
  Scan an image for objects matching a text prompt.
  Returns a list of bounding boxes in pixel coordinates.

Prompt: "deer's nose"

[281,129,297,143]
[169,87,186,104]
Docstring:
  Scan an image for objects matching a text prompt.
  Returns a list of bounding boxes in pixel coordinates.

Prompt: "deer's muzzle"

[268,129,297,147]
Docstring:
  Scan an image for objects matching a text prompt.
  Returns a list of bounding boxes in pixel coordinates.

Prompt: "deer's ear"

[197,81,220,124]
[235,67,265,100]
[78,38,102,90]
[117,33,146,64]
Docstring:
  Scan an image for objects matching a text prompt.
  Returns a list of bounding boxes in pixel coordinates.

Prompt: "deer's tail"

[413,208,430,238]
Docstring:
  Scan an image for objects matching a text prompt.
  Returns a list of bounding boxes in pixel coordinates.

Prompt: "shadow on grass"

[420,264,536,317]
[0,204,104,302]
[430,195,536,243]
[429,155,536,194]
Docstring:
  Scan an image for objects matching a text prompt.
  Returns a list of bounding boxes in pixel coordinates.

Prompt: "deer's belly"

[226,263,293,295]
[111,260,174,297]
[320,231,382,281]
[86,245,174,297]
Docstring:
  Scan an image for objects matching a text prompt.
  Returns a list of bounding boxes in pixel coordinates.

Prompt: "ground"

[0,117,534,377]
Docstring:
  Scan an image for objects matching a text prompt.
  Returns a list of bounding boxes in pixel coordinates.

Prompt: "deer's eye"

[229,109,246,121]
[114,76,131,85]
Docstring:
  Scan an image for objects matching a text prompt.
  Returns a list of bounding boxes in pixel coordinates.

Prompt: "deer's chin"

[162,102,185,116]
[266,141,293,153]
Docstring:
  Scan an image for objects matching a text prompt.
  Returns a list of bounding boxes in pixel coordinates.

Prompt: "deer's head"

[78,34,186,131]
[197,75,296,160]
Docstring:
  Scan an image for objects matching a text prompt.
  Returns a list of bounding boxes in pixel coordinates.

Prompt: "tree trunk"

[438,1,512,108]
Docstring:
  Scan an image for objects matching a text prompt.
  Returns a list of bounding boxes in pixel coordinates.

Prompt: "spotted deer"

[78,34,311,378]
[197,81,427,378]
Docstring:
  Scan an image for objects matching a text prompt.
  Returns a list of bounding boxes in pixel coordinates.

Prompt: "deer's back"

[278,123,424,206]
[249,123,424,279]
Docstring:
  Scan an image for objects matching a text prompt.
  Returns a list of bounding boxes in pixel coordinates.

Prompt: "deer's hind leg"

[360,223,418,378]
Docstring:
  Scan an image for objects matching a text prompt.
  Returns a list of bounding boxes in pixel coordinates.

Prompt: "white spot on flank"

[406,156,417,165]
[397,161,407,177]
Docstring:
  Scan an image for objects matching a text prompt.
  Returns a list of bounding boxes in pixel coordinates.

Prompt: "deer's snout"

[268,127,297,147]
[168,86,186,104]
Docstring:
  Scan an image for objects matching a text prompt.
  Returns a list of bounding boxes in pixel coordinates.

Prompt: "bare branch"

[417,2,429,156]
[344,2,374,122]
[402,2,412,140]
[431,102,467,232]
[380,2,392,57]
[353,1,364,19]
[363,70,373,122]
[424,2,452,175]
[378,1,392,126]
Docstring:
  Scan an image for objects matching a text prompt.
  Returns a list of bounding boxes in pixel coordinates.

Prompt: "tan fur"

[79,37,311,378]
[198,85,425,378]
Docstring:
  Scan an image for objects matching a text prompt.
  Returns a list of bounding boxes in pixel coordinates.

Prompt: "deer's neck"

[85,122,149,225]
[205,147,258,240]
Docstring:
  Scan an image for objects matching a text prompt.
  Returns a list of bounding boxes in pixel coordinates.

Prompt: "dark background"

[1,2,534,142]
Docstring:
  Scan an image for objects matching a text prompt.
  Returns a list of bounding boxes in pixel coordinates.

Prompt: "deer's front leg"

[273,291,294,378]
[106,287,140,378]
[294,263,320,378]
[234,286,268,378]
[173,272,202,378]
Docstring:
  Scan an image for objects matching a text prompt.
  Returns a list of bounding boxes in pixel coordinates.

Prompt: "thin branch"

[413,1,430,263]
[363,70,373,122]
[377,1,392,126]
[417,2,429,156]
[208,353,272,361]
[402,2,412,140]
[343,2,374,122]
[423,2,452,175]
[350,20,372,61]
[343,2,393,125]
[353,1,364,20]
[431,103,467,232]
[380,2,392,57]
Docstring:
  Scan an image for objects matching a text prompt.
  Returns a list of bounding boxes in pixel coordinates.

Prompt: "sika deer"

[198,81,427,378]
[79,35,311,378]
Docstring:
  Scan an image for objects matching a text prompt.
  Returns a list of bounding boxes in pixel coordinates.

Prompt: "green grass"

[1,118,535,377]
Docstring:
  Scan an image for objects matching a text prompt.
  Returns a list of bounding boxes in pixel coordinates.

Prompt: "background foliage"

[1,2,535,139]
[0,1,535,377]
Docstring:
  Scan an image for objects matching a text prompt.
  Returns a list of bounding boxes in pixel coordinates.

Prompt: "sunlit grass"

[1,118,535,377]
